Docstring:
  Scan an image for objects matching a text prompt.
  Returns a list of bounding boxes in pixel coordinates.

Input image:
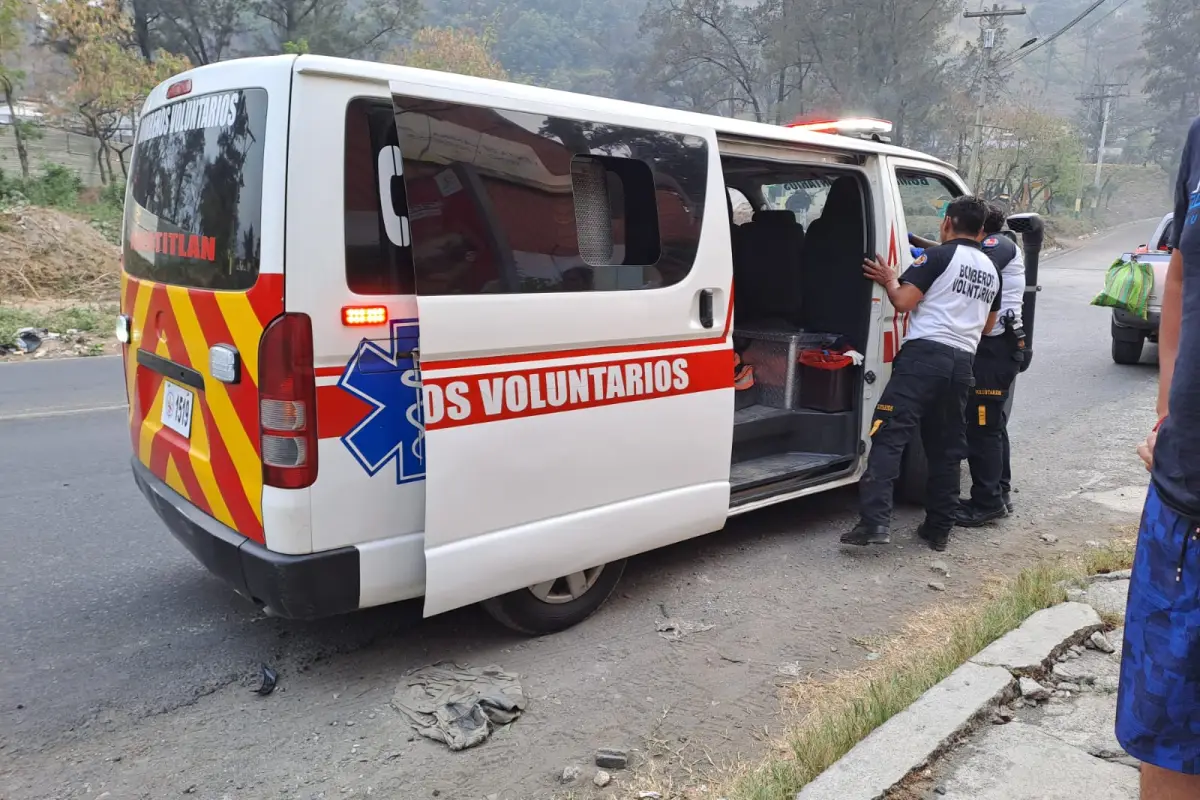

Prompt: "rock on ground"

[1018,677,1051,702]
[595,748,629,769]
[1088,632,1116,653]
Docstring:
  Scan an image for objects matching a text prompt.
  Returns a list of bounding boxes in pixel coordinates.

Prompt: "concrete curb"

[796,602,1104,800]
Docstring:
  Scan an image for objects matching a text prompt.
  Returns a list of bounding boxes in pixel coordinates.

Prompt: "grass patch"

[0,303,117,345]
[713,537,1136,800]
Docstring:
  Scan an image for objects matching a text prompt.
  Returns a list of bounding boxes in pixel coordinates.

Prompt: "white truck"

[1111,213,1173,365]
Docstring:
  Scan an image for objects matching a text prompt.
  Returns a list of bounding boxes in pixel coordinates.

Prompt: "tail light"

[259,313,318,489]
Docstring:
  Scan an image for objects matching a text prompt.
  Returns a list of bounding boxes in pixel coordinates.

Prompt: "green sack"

[1091,256,1154,319]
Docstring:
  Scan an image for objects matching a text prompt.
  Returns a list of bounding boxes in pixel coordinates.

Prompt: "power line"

[1002,0,1110,67]
[1083,0,1135,35]
[1053,52,1083,84]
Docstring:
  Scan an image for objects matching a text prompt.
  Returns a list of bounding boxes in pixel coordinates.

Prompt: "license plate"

[161,381,195,439]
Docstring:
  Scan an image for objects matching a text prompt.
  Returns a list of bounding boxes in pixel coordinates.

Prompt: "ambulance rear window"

[123,88,268,291]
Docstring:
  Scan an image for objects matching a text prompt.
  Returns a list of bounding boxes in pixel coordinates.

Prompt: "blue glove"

[910,245,925,259]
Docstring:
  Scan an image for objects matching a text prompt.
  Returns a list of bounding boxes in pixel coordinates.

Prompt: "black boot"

[1003,492,1014,514]
[841,522,890,546]
[956,502,1008,528]
[917,523,950,552]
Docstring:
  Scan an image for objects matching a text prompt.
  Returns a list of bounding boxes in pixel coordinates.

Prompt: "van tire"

[480,560,627,635]
[1111,335,1144,365]
[896,435,929,506]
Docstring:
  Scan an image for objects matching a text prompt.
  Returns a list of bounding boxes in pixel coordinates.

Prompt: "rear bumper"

[132,459,359,619]
[1113,307,1160,335]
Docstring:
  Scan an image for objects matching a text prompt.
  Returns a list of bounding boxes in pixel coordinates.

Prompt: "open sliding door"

[384,80,736,617]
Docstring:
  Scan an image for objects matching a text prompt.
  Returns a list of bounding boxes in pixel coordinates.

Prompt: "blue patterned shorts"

[1115,482,1200,774]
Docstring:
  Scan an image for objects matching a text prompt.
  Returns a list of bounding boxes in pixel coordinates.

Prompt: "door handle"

[698,289,715,329]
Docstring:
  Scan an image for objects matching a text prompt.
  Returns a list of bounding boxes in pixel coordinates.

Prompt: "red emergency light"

[166,79,193,99]
[341,305,389,327]
[786,117,893,138]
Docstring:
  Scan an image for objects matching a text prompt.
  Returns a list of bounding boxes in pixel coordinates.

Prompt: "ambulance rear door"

[386,79,735,617]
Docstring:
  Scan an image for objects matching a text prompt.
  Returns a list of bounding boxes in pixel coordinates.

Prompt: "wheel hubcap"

[528,566,605,604]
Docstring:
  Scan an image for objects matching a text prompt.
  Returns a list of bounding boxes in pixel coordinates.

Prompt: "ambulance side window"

[895,169,962,243]
[389,95,709,295]
[344,98,416,296]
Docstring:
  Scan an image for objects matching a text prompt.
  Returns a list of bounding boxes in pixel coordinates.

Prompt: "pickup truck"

[1111,213,1173,365]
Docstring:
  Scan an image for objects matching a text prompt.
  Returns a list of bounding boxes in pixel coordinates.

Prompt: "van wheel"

[1112,335,1144,365]
[480,560,627,635]
[896,435,929,506]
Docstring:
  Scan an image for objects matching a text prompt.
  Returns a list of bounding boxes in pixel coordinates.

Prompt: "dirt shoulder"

[0,204,121,362]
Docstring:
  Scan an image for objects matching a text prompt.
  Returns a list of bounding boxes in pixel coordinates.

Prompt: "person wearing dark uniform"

[1116,114,1200,799]
[957,204,1026,526]
[842,196,1001,552]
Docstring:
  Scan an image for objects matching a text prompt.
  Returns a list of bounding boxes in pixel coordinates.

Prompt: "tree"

[124,0,161,61]
[1141,0,1200,169]
[975,107,1085,215]
[0,0,30,177]
[783,0,957,146]
[638,0,774,121]
[44,0,190,183]
[154,0,249,65]
[636,0,958,140]
[395,27,509,81]
[253,0,419,58]
[421,0,645,95]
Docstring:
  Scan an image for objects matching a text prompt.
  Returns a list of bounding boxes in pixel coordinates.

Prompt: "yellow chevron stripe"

[164,454,188,498]
[162,287,238,530]
[167,287,263,525]
[187,405,236,528]
[214,291,262,384]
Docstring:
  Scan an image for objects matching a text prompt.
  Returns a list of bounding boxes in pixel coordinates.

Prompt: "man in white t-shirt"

[841,196,1001,552]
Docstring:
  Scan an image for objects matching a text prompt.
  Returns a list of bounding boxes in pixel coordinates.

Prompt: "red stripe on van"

[422,348,734,431]
[199,402,264,541]
[246,273,285,328]
[316,384,374,440]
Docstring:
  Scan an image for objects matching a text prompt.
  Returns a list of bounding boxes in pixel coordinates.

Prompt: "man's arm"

[863,253,932,313]
[1158,247,1184,418]
[909,232,939,250]
[1158,129,1193,419]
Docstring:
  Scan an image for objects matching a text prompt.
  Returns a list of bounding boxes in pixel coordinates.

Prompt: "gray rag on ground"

[391,664,525,751]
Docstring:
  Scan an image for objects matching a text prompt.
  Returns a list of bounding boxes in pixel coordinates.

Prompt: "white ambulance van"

[119,54,1037,634]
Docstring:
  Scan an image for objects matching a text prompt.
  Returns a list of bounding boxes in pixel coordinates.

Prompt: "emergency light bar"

[341,305,388,326]
[786,118,894,140]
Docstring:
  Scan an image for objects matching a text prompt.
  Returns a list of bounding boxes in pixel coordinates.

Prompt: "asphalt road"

[0,219,1164,797]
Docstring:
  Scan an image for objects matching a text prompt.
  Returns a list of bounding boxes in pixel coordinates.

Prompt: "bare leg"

[1141,764,1200,799]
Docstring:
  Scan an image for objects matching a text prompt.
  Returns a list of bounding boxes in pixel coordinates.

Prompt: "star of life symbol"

[337,319,425,484]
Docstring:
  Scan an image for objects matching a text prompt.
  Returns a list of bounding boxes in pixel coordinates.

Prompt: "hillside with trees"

[0,0,1192,229]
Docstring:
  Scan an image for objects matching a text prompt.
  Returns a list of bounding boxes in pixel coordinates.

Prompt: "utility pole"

[964,4,1028,192]
[1042,39,1055,95]
[1077,82,1129,195]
